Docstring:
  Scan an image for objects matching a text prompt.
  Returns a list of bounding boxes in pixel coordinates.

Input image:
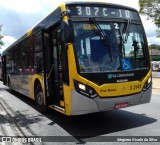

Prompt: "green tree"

[150,44,160,50]
[0,25,4,48]
[156,29,160,38]
[139,0,160,36]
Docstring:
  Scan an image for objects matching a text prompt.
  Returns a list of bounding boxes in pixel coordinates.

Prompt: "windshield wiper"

[118,19,131,57]
[89,17,112,62]
[123,19,131,43]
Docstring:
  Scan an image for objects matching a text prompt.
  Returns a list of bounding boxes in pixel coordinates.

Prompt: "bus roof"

[2,1,138,56]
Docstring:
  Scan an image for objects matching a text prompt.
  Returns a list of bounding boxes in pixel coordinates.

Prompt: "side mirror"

[61,19,74,43]
[60,10,74,43]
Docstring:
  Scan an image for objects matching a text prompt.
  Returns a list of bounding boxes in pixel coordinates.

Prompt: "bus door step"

[50,105,65,114]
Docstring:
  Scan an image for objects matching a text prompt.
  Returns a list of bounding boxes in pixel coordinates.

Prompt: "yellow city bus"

[2,1,152,115]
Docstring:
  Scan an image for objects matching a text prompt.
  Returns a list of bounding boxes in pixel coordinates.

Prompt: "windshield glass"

[116,22,148,70]
[73,21,148,73]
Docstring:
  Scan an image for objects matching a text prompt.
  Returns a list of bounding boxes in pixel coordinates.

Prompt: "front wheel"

[35,84,48,113]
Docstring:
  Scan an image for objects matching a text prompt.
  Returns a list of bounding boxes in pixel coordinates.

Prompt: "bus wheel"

[35,84,47,113]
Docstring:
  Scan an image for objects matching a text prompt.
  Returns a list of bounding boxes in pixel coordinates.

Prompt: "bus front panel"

[63,3,152,115]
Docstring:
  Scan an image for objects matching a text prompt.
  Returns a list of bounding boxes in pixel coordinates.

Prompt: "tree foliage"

[156,29,160,38]
[149,44,160,50]
[139,0,160,36]
[0,25,4,48]
[139,0,160,26]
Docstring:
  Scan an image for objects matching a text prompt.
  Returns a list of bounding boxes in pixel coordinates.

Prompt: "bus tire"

[35,84,48,113]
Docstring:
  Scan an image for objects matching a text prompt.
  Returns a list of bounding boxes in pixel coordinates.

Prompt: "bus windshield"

[73,21,148,73]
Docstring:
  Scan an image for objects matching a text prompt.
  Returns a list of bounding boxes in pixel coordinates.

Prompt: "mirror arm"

[60,9,71,20]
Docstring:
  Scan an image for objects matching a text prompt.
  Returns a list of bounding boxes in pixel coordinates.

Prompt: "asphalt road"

[0,81,160,145]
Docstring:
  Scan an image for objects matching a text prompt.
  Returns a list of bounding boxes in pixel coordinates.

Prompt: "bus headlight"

[74,80,98,98]
[148,76,151,84]
[78,83,86,91]
[143,76,152,91]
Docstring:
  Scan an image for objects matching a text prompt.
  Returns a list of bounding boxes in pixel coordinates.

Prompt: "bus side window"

[34,32,43,73]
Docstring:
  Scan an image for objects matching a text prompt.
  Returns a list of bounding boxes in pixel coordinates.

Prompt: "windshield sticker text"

[83,24,96,30]
[108,73,134,79]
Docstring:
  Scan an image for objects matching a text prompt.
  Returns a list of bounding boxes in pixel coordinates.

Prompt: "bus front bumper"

[70,86,152,115]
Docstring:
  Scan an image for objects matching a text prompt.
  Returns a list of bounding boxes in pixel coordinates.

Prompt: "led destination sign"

[68,6,140,20]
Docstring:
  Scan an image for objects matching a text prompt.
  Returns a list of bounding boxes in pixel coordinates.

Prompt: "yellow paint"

[60,101,65,107]
[74,69,152,98]
[27,29,33,37]
[60,3,68,21]
[62,43,78,115]
[63,85,71,115]
[89,81,143,97]
[75,70,151,97]
[28,74,43,100]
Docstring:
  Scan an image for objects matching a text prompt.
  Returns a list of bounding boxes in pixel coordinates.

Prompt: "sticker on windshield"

[83,24,111,30]
[83,24,96,30]
[120,58,131,70]
[99,25,111,30]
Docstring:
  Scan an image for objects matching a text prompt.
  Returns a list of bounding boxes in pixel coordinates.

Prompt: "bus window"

[74,22,120,73]
[34,32,43,73]
[117,23,147,69]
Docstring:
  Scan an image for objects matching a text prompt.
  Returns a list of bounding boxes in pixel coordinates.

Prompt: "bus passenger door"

[43,31,55,105]
[52,28,64,105]
[43,28,64,106]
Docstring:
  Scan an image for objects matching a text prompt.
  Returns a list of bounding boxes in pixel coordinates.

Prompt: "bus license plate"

[115,102,128,109]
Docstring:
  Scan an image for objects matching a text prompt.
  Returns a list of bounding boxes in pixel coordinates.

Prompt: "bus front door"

[52,28,64,106]
[43,28,64,107]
